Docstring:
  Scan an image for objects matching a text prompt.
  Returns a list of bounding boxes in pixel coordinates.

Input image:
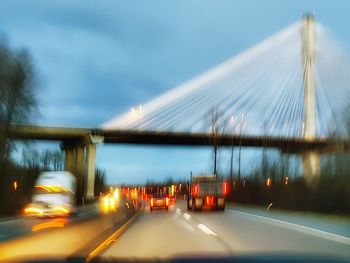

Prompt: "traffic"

[1,1,350,262]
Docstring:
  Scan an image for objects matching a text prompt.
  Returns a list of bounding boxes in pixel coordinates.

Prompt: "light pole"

[229,116,235,184]
[238,114,244,183]
[213,124,218,179]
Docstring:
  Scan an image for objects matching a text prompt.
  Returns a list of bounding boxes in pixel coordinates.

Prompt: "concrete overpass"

[8,124,349,150]
[7,124,350,200]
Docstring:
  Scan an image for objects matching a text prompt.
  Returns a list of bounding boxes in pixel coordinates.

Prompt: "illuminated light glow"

[109,197,115,208]
[113,189,119,200]
[223,181,229,195]
[166,197,169,206]
[52,206,69,214]
[13,181,18,190]
[35,185,69,193]
[267,203,273,211]
[197,224,217,236]
[266,178,272,187]
[24,207,44,215]
[183,213,191,220]
[193,185,199,195]
[210,196,214,206]
[150,198,154,207]
[32,219,66,232]
[171,185,175,196]
[285,176,289,185]
[35,185,52,193]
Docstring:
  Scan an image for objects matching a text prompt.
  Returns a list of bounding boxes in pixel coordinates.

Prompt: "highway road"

[0,200,349,262]
[0,203,100,242]
[102,200,350,260]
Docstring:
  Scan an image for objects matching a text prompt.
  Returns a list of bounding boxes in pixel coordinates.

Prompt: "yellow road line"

[85,210,141,262]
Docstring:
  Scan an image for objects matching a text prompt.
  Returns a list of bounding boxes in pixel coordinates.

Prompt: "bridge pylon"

[301,14,320,185]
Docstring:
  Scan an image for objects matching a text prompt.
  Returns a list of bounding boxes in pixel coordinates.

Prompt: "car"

[150,193,169,211]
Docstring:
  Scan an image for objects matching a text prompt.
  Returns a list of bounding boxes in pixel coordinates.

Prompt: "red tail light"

[150,198,154,207]
[223,181,229,195]
[166,197,169,206]
[193,184,199,195]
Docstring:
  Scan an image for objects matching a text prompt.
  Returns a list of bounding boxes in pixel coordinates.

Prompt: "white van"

[24,171,76,217]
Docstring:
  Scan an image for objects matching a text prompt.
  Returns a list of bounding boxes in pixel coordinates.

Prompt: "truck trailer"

[187,174,228,211]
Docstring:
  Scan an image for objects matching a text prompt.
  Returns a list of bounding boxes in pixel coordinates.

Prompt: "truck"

[24,171,76,217]
[187,174,228,211]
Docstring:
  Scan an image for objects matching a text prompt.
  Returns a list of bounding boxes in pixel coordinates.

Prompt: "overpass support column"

[64,148,75,173]
[301,14,320,185]
[75,146,85,202]
[75,146,85,175]
[61,135,103,203]
[85,143,96,200]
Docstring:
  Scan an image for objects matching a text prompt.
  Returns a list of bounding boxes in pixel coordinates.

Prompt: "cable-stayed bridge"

[102,15,350,139]
[8,15,350,199]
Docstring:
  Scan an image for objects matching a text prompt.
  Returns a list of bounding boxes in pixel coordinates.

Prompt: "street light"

[266,177,272,187]
[229,116,236,184]
[131,105,143,129]
[13,181,18,191]
[284,176,289,186]
[237,114,244,183]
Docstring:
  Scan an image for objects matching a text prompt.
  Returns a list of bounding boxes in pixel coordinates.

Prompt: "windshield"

[1,1,350,262]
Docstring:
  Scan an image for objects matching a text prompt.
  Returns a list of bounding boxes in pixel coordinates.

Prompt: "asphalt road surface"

[102,200,350,260]
[0,203,100,242]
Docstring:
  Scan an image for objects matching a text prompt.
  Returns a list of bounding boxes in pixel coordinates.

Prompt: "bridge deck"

[7,125,349,153]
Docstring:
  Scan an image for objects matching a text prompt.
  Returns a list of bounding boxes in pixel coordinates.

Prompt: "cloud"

[2,0,350,183]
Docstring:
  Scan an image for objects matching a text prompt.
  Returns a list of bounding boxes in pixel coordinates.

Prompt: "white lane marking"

[197,224,217,236]
[179,220,194,232]
[176,208,181,214]
[229,209,350,246]
[183,213,191,220]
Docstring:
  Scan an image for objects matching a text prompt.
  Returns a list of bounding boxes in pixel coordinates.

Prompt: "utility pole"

[230,116,235,183]
[238,114,244,182]
[213,144,218,178]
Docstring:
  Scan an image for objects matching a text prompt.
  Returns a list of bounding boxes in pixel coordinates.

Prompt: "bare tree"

[52,150,64,171]
[0,39,38,208]
[22,148,63,171]
[22,149,40,170]
[94,168,106,196]
[40,150,51,170]
[0,40,38,164]
[206,107,226,178]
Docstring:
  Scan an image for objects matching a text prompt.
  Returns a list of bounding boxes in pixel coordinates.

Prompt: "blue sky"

[1,0,350,184]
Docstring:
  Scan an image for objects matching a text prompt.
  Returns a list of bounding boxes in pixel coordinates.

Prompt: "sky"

[1,0,350,184]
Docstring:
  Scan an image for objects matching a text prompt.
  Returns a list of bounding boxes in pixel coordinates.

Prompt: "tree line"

[0,39,106,215]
